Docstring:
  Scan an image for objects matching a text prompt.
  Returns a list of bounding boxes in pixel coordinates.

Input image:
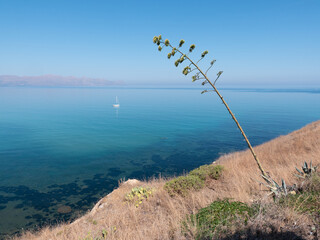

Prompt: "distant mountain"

[0,75,124,87]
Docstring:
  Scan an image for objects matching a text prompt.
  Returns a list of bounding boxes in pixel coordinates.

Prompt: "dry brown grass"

[215,120,320,203]
[13,120,320,240]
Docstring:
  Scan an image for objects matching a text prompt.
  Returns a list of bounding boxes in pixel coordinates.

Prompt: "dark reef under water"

[0,150,219,238]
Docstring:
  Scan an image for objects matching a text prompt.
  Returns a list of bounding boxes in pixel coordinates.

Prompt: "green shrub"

[164,164,224,197]
[164,175,204,197]
[209,165,224,180]
[183,199,256,240]
[189,164,224,181]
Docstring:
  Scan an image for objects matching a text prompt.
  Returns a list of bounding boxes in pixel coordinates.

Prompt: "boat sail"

[113,96,120,108]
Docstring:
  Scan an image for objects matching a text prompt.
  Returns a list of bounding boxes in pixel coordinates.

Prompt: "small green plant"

[87,217,98,225]
[182,199,256,240]
[81,227,117,240]
[189,164,224,180]
[125,186,154,207]
[164,175,204,197]
[101,229,108,239]
[295,161,318,179]
[82,231,94,240]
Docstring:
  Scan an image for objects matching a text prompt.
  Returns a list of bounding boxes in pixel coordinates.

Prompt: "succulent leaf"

[295,167,303,174]
[282,179,287,195]
[272,179,280,189]
[261,175,272,185]
[304,162,308,170]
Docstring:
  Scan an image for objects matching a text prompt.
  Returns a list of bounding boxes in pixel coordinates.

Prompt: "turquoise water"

[0,87,319,237]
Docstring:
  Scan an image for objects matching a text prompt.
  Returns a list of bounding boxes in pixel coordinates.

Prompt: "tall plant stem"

[175,48,268,177]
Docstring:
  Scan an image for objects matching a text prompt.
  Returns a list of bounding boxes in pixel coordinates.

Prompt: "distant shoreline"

[0,75,124,87]
[1,85,319,94]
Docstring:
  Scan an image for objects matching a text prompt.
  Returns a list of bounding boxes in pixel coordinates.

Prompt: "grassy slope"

[14,120,320,240]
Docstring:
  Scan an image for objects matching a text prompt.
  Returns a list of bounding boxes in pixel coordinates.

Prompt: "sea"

[0,86,319,237]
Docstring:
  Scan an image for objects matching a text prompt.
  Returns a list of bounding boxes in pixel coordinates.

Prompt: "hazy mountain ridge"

[0,75,124,87]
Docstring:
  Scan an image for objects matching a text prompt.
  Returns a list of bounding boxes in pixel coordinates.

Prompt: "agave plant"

[152,35,268,179]
[295,161,318,179]
[259,175,288,198]
[152,35,303,199]
[258,173,302,199]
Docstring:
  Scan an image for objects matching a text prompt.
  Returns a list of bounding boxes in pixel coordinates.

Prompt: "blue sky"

[0,0,319,86]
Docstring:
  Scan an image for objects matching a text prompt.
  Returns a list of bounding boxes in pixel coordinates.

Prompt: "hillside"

[14,121,320,240]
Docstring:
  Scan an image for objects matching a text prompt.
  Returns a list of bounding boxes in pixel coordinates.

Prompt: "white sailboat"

[113,96,120,108]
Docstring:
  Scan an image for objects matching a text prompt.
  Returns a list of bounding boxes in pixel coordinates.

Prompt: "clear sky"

[0,0,319,86]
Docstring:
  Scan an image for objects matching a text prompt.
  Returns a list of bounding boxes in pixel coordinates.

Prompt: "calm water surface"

[0,87,319,237]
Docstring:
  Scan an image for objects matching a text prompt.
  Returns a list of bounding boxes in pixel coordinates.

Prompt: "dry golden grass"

[13,120,320,240]
[216,120,320,202]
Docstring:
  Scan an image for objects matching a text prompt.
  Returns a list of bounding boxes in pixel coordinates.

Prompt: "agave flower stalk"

[153,35,268,178]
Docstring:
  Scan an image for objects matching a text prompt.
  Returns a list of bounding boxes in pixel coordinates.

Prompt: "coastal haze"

[0,75,123,87]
